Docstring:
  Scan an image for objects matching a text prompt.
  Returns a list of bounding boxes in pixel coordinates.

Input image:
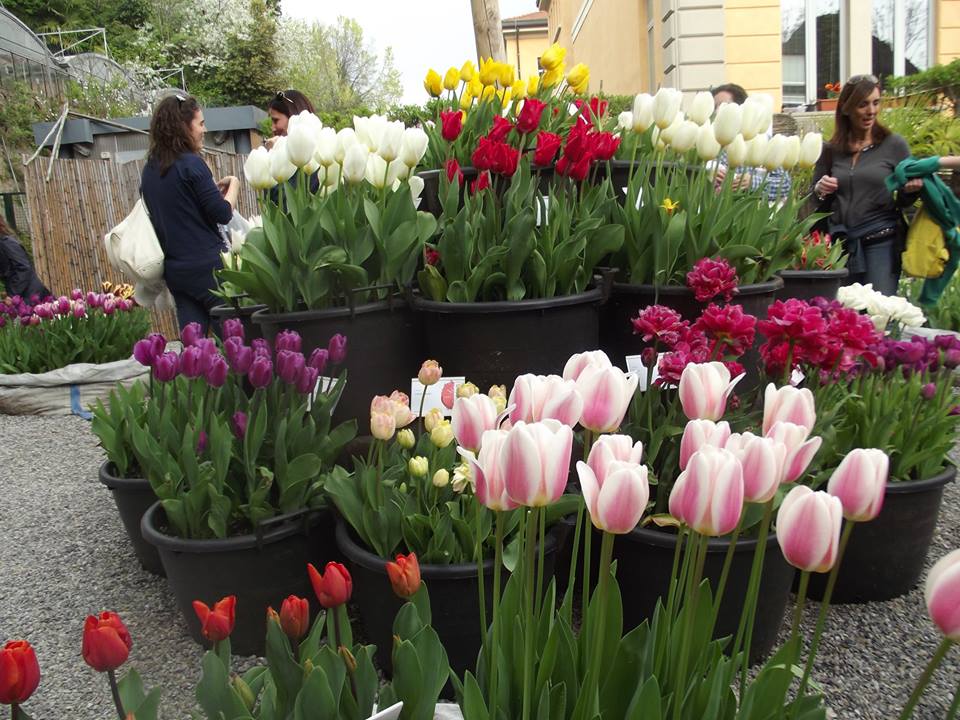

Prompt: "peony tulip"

[342,144,369,184]
[452,393,499,452]
[508,373,583,428]
[459,429,518,511]
[679,419,732,471]
[669,445,744,536]
[696,122,722,161]
[632,93,655,132]
[285,111,320,168]
[243,146,276,190]
[408,456,429,478]
[725,432,787,503]
[418,359,442,386]
[776,485,842,572]
[678,362,742,421]
[763,383,816,436]
[308,562,352,608]
[575,364,639,433]
[798,132,823,169]
[192,595,236,643]
[277,595,309,641]
[562,350,613,382]
[370,409,396,441]
[0,640,40,705]
[765,421,822,483]
[762,134,788,171]
[269,137,297,183]
[669,120,699,153]
[386,552,421,598]
[687,91,715,126]
[925,549,960,640]
[430,419,455,448]
[653,87,683,129]
[500,420,574,507]
[396,428,415,449]
[713,102,742,146]
[586,434,644,483]
[577,459,649,533]
[826,448,888,522]
[82,611,132,672]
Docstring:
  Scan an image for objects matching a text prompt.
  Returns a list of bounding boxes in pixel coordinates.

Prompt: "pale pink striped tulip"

[765,421,822,484]
[577,459,650,533]
[725,432,787,503]
[452,393,499,452]
[679,419,732,471]
[586,434,644,483]
[678,362,743,421]
[458,429,518,511]
[762,383,816,436]
[925,549,960,641]
[575,364,639,433]
[776,485,842,573]
[826,448,888,522]
[562,350,613,382]
[500,420,574,507]
[508,374,584,427]
[668,445,744,536]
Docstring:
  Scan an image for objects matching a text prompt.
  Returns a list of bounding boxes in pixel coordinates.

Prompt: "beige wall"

[937,0,960,62]
[568,0,646,94]
[503,31,550,80]
[723,0,782,108]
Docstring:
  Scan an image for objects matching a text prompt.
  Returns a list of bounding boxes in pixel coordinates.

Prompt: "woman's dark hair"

[830,75,890,152]
[267,89,315,117]
[148,94,202,176]
[710,83,748,105]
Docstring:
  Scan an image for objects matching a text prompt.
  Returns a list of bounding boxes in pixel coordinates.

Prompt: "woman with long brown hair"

[809,75,923,294]
[140,93,239,335]
[265,89,315,146]
[0,215,49,300]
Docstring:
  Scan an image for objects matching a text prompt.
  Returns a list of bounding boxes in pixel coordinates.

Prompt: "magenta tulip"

[180,346,205,379]
[826,448,888,522]
[70,288,83,300]
[205,355,229,387]
[232,411,248,439]
[725,432,787,503]
[224,338,254,374]
[500,420,574,507]
[459,429,518,511]
[181,322,203,346]
[276,350,306,385]
[252,338,272,359]
[669,445,744,536]
[102,297,117,315]
[133,339,159,367]
[222,318,244,341]
[153,352,179,382]
[328,334,348,364]
[308,348,329,374]
[925,549,960,640]
[296,366,320,394]
[762,383,816,436]
[575,364,639,433]
[452,393,499,452]
[776,485,842,573]
[765,421,822,484]
[508,374,583,427]
[275,330,302,354]
[562,350,613,382]
[678,362,742,421]
[577,459,649,534]
[679,419,731,471]
[586,434,644,485]
[72,302,86,318]
[56,296,70,315]
[248,357,274,388]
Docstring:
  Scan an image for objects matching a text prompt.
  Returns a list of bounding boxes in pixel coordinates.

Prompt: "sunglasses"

[848,74,879,85]
[275,90,294,104]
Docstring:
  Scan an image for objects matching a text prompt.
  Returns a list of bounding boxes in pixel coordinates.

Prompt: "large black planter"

[210,303,268,341]
[142,502,339,656]
[775,269,849,302]
[98,462,164,576]
[417,166,556,218]
[599,278,783,373]
[336,522,559,681]
[807,465,956,603]
[252,296,421,426]
[410,287,607,391]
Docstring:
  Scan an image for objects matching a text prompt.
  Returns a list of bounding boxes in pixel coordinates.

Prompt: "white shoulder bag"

[104,197,174,310]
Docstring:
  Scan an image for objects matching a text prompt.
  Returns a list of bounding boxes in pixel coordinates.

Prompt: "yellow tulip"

[460,60,476,82]
[498,62,515,88]
[479,57,499,86]
[424,68,442,97]
[567,63,589,91]
[481,85,497,102]
[542,63,565,89]
[511,79,527,100]
[498,87,513,109]
[468,77,483,98]
[459,91,474,111]
[540,43,566,71]
[527,74,540,96]
[443,67,460,91]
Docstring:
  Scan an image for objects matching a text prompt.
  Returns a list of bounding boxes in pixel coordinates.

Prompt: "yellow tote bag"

[902,207,949,279]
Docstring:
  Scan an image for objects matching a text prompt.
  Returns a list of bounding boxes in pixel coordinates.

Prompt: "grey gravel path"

[1,414,958,719]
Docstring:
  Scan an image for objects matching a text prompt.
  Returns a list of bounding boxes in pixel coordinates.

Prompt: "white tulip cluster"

[243,111,429,202]
[837,283,926,331]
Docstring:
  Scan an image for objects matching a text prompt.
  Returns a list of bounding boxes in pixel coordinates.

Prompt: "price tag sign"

[410,376,466,417]
[307,376,339,411]
[626,354,663,391]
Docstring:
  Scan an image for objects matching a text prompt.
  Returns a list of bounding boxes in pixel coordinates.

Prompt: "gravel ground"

[1,414,958,719]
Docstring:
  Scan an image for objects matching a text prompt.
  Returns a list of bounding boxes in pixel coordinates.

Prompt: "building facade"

[537,0,960,108]
[502,11,552,79]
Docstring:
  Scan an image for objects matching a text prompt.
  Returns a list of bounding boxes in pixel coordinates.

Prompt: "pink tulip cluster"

[562,351,638,433]
[370,391,416,440]
[0,289,136,328]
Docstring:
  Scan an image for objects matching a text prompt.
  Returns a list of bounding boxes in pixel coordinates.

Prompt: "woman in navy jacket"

[141,93,239,335]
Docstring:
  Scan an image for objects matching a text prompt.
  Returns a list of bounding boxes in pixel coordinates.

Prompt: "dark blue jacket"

[141,153,231,292]
[0,234,49,299]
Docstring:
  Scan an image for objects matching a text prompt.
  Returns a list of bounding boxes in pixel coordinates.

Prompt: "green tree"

[211,0,281,107]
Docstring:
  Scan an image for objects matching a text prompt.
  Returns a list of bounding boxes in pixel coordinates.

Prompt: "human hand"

[264,136,279,149]
[815,175,838,197]
[902,178,923,193]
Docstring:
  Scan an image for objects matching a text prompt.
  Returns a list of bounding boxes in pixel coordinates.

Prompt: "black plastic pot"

[410,286,607,391]
[252,295,421,426]
[210,302,268,341]
[806,465,956,603]
[142,502,339,656]
[417,166,556,218]
[98,462,164,576]
[336,522,560,681]
[775,269,849,302]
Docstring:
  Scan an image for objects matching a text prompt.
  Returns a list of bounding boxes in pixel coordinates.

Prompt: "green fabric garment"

[886,156,960,305]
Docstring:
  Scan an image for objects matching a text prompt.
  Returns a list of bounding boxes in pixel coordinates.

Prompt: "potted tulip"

[776,230,849,302]
[210,217,268,340]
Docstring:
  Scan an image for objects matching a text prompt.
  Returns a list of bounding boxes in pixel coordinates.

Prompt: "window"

[872,0,930,78]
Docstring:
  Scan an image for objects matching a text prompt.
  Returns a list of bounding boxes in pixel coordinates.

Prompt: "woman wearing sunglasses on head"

[809,74,923,295]
[264,89,320,201]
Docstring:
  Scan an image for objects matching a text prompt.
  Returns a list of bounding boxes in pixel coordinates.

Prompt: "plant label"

[410,376,467,417]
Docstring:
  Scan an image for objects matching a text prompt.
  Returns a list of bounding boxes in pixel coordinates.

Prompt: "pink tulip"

[586,434,643,484]
[508,374,584,427]
[575,364,639,433]
[762,383,816,436]
[679,419,731,471]
[678,362,742,421]
[370,410,396,441]
[576,459,650,533]
[452,393,499,452]
[458,430,518,511]
[765,421,822,483]
[500,420,574,507]
[725,432,787,503]
[668,446,744,536]
[925,549,960,641]
[562,350,613,382]
[388,390,416,429]
[776,485,842,573]
[826,448,888,522]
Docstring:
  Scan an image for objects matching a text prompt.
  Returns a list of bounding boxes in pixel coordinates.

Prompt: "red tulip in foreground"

[192,595,236,643]
[386,552,422,599]
[277,595,310,641]
[826,447,888,522]
[308,562,352,608]
[82,612,132,673]
[0,640,40,707]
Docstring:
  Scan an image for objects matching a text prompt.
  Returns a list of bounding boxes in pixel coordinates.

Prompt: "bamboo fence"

[22,152,258,338]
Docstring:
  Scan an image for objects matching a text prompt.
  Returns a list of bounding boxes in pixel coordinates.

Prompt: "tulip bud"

[396,428,415,449]
[713,102,742,147]
[371,410,396,441]
[460,61,476,82]
[424,68,442,97]
[248,357,274,389]
[452,393,499,452]
[327,334,348,364]
[687,91,714,126]
[443,66,460,91]
[925,549,960,640]
[430,420,454,448]
[385,552,421,598]
[563,350,613,381]
[0,640,40,705]
[418,359,442,386]
[205,355,229,388]
[695,122,721,161]
[679,362,741,421]
[342,144,369,184]
[400,128,429,168]
[745,134,768,168]
[575,365,638,433]
[82,611,133,672]
[826,448,888,522]
[763,384,816,436]
[243,146,276,190]
[432,469,450,488]
[679,419,732,471]
[314,127,338,167]
[286,112,320,168]
[653,87,683,130]
[269,137,297,183]
[424,407,444,432]
[669,445,744,536]
[457,381,479,399]
[577,458,650,534]
[377,122,405,163]
[765,421,822,484]
[307,562,352,608]
[502,420,574,507]
[617,111,634,131]
[798,132,823,169]
[776,485,842,573]
[725,432,787,503]
[192,595,236,643]
[540,43,566,71]
[408,456,429,478]
[739,101,763,142]
[508,373,583,428]
[668,120,699,153]
[782,135,801,169]
[334,128,357,162]
[763,134,788,171]
[232,676,256,711]
[152,351,180,382]
[632,93,655,132]
[724,134,747,168]
[278,595,310,641]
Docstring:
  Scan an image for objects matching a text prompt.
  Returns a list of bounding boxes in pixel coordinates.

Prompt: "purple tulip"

[327,334,348,364]
[33,304,53,319]
[146,333,166,358]
[181,322,204,346]
[252,338,272,359]
[224,337,254,374]
[133,338,160,367]
[222,318,245,342]
[193,338,219,371]
[181,346,206,379]
[102,298,117,315]
[29,294,40,305]
[276,350,306,385]
[308,348,329,374]
[197,430,208,454]
[56,297,71,315]
[296,366,320,395]
[205,355,229,387]
[0,316,6,328]
[248,357,274,388]
[945,349,960,369]
[232,411,248,439]
[119,299,134,312]
[153,352,180,382]
[922,383,937,400]
[70,288,83,301]
[72,302,86,318]
[275,330,302,354]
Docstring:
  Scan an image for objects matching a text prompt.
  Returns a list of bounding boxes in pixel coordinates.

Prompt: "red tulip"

[82,612,132,672]
[192,596,236,643]
[386,553,422,598]
[0,640,40,705]
[308,562,352,608]
[445,158,464,185]
[278,595,310,640]
[440,110,463,142]
[516,98,547,134]
[533,131,562,166]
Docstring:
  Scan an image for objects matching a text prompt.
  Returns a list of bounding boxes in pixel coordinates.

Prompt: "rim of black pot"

[251,293,408,325]
[626,523,781,553]
[886,464,956,494]
[141,501,325,553]
[98,460,148,489]
[335,519,558,578]
[777,268,850,280]
[210,302,268,318]
[611,276,784,296]
[409,286,604,315]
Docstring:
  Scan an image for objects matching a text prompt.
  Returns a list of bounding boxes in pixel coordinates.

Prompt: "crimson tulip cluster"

[686,257,739,303]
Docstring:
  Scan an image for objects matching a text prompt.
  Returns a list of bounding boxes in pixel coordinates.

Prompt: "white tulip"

[746,134,768,167]
[713,102,742,147]
[687,91,715,126]
[782,135,801,169]
[335,128,358,163]
[659,111,685,145]
[365,153,389,188]
[286,112,320,168]
[388,159,409,183]
[377,121,405,163]
[243,146,276,190]
[408,175,425,205]
[744,95,773,137]
[353,115,372,149]
[798,132,823,169]
[269,137,297,183]
[632,93,655,132]
[669,120,699,153]
[696,122,722,161]
[342,144,369,184]
[303,158,320,175]
[314,127,338,167]
[762,134,788,171]
[739,101,764,141]
[399,127,429,167]
[726,134,748,167]
[322,162,341,188]
[653,87,683,129]
[617,111,634,131]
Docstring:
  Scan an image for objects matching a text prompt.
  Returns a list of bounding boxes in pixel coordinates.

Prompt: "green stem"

[790,571,810,652]
[107,669,126,720]
[562,503,584,620]
[738,500,775,693]
[672,533,708,720]
[488,512,505,712]
[711,515,744,626]
[535,505,546,618]
[585,532,616,715]
[582,517,593,644]
[665,528,686,622]
[476,504,488,667]
[521,507,539,720]
[945,670,960,720]
[898,638,954,720]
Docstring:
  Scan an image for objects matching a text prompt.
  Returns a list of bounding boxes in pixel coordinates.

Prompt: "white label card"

[308,376,338,411]
[626,354,664,392]
[410,376,467,417]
